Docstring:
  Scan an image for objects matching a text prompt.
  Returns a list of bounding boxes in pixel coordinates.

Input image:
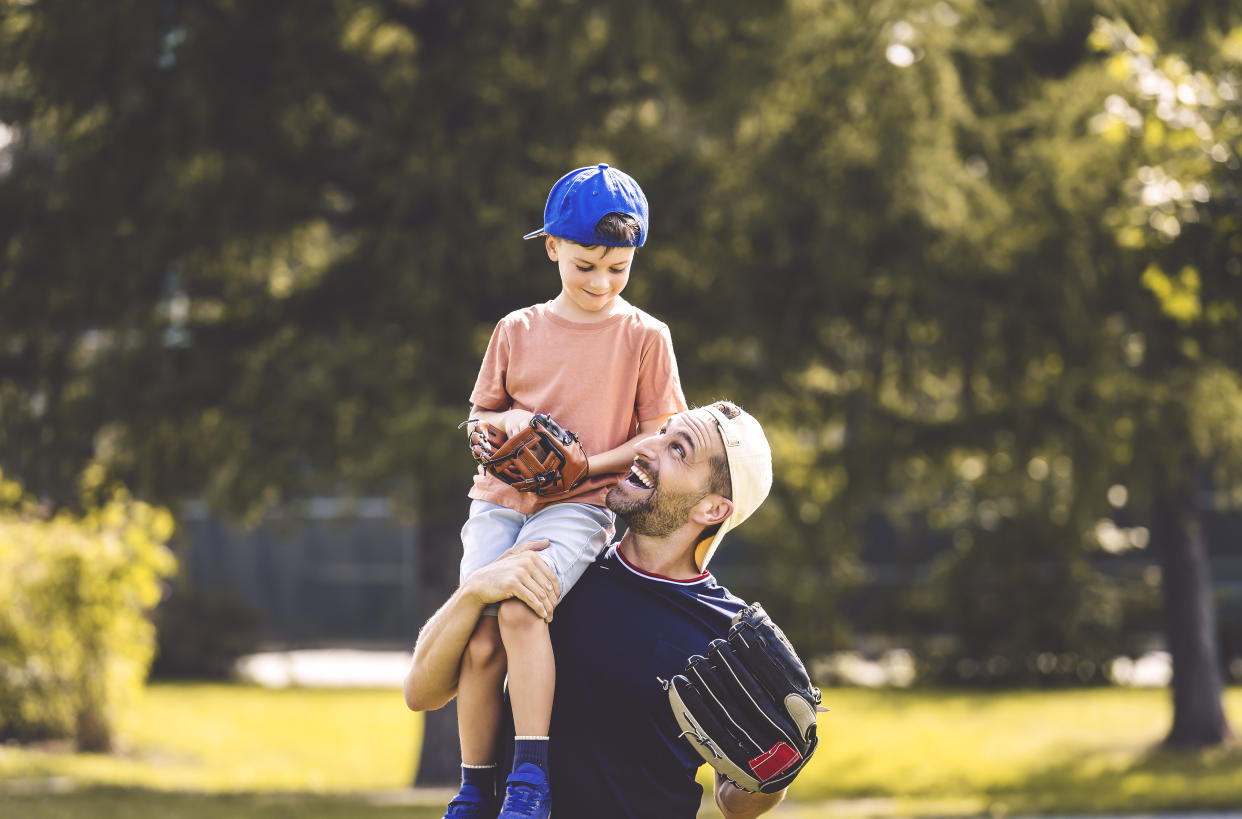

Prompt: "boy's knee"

[463,618,504,670]
[497,597,544,632]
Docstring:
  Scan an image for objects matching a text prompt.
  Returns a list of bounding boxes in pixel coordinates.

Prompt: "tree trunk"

[76,652,112,752]
[1152,460,1234,748]
[75,707,111,753]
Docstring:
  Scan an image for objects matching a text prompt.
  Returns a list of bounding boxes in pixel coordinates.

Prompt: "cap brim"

[692,404,773,571]
[694,518,734,573]
[522,228,547,240]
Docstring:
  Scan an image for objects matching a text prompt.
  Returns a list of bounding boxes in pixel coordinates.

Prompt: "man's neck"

[616,530,703,580]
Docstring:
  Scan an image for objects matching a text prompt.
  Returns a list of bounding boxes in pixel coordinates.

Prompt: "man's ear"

[692,496,733,529]
[545,235,559,261]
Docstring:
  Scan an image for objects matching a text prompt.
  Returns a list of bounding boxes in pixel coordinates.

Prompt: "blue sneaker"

[442,782,499,819]
[497,762,551,819]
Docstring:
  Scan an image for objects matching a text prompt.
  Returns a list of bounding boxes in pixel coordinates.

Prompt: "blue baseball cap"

[523,163,649,247]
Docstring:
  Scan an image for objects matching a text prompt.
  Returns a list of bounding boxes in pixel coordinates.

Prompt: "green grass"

[0,788,447,819]
[1,682,1240,817]
[0,683,421,792]
[0,682,441,818]
[702,686,1242,817]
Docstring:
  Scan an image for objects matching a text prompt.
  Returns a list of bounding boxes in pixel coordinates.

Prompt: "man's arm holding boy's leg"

[403,539,560,711]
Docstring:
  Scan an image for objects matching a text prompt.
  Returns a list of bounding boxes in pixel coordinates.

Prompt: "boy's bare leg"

[497,598,555,737]
[457,614,507,764]
[495,598,555,817]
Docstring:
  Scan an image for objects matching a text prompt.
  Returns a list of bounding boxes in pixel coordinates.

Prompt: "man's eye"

[673,444,685,457]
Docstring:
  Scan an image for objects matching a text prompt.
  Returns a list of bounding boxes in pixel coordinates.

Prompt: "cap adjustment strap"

[703,405,740,447]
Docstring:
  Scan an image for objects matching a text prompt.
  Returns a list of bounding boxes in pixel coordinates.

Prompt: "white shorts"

[460,500,616,615]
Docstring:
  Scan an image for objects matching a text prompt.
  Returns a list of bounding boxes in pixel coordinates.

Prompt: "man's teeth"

[630,465,654,488]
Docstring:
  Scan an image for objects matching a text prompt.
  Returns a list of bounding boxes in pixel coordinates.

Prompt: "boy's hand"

[465,420,506,461]
[502,409,536,439]
[481,414,590,496]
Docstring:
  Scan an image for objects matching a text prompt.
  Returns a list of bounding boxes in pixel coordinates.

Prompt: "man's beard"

[607,482,705,538]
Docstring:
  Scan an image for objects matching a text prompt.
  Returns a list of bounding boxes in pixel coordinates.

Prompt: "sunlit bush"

[0,468,176,750]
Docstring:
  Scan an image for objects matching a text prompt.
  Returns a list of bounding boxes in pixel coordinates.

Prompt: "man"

[405,401,786,819]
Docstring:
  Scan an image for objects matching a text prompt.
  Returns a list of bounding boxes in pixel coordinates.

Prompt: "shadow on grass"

[0,785,450,819]
[987,742,1242,816]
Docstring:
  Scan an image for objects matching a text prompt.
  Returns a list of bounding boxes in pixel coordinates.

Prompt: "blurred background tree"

[0,467,176,751]
[1086,11,1242,746]
[2,0,1239,783]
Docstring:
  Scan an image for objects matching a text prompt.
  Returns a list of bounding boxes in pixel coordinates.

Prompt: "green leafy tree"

[668,1,1239,752]
[0,0,782,782]
[0,467,176,751]
[1085,13,1241,747]
[5,0,1240,778]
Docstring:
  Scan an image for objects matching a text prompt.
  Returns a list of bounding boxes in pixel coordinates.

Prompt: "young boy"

[447,164,687,819]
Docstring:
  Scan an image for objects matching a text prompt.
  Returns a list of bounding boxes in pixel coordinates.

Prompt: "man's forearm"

[403,541,560,711]
[403,584,485,711]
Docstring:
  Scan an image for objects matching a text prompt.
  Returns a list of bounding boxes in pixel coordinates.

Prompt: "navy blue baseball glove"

[661,603,824,793]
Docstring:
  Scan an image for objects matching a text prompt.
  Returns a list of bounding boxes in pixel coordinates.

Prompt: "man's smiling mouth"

[626,463,655,489]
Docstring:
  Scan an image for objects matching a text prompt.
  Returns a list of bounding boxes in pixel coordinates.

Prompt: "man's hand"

[662,603,822,793]
[404,538,562,712]
[715,774,786,818]
[462,538,561,621]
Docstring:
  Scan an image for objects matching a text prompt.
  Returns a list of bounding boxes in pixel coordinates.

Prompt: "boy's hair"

[560,213,642,249]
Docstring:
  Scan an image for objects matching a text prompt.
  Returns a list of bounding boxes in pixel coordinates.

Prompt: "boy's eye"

[575,264,592,272]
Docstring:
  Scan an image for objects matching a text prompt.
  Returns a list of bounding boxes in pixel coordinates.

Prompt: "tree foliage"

[1084,10,1242,747]
[0,467,176,750]
[1,1,1239,732]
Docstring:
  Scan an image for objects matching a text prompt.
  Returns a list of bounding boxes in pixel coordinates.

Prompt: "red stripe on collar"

[614,546,710,584]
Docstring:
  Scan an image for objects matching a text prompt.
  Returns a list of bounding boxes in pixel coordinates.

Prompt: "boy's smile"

[546,236,634,322]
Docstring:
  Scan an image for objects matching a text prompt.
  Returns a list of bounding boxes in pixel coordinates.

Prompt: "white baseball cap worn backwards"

[694,405,773,571]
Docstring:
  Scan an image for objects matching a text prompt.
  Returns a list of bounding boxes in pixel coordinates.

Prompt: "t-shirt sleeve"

[635,323,688,422]
[469,320,513,411]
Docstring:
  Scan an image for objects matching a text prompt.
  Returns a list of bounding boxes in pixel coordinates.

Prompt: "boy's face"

[546,236,634,319]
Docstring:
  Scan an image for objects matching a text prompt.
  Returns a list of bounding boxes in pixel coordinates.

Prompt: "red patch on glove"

[748,742,801,781]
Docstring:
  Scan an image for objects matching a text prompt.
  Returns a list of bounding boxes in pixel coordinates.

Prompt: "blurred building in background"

[182,497,419,646]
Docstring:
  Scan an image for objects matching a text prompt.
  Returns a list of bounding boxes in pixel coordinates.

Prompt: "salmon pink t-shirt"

[468,300,687,514]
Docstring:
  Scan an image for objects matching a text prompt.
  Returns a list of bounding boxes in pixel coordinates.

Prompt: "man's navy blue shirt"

[546,545,746,818]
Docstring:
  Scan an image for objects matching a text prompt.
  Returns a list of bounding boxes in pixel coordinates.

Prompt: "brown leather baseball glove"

[465,414,589,496]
